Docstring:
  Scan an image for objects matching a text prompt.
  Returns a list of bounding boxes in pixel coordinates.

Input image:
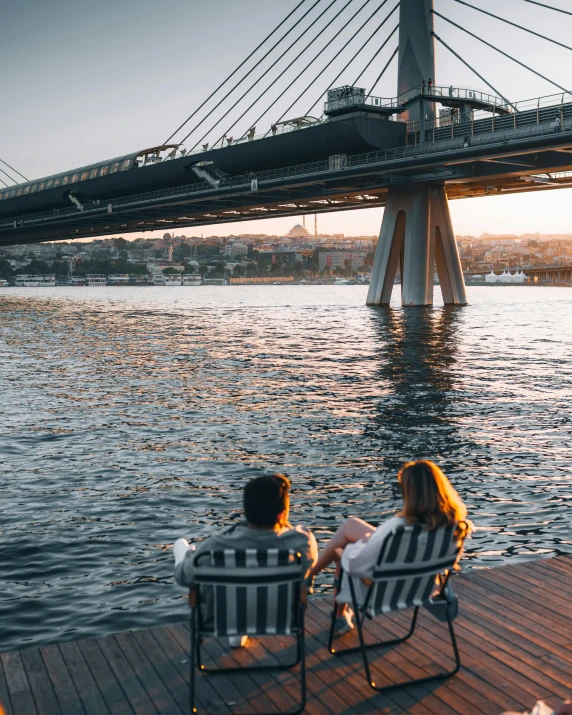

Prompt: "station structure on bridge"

[2,0,572,305]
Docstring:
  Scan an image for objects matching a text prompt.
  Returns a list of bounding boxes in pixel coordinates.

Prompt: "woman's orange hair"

[397,460,472,541]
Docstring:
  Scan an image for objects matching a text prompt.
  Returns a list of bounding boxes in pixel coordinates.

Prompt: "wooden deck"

[2,555,572,714]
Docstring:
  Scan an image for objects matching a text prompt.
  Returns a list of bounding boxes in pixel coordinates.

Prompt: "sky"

[2,0,572,238]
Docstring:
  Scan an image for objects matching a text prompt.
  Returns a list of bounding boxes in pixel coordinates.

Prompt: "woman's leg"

[311,517,374,576]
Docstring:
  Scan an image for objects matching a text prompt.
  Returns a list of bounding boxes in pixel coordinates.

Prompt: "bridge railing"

[323,85,509,115]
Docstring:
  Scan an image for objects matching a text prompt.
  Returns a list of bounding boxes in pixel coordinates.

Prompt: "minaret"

[314,214,317,237]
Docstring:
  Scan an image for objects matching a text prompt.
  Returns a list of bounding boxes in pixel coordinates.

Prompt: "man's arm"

[174,537,213,587]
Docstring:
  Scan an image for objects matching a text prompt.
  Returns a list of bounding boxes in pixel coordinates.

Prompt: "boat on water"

[107,274,131,286]
[182,273,202,286]
[334,277,350,285]
[202,278,227,286]
[86,274,107,286]
[0,279,9,287]
[164,274,183,286]
[14,274,56,287]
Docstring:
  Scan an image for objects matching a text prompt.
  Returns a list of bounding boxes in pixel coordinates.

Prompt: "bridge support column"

[366,184,468,306]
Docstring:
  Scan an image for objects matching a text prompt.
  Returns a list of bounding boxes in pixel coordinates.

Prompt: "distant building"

[286,223,311,239]
[257,250,303,264]
[146,259,184,275]
[318,250,367,271]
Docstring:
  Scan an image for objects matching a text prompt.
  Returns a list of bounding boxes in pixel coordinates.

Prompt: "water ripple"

[0,285,571,651]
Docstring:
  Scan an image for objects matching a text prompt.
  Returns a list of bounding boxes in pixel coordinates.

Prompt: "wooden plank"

[164,624,236,714]
[0,652,37,715]
[75,638,133,715]
[18,649,60,715]
[196,636,280,714]
[147,625,226,714]
[235,630,343,715]
[470,566,572,626]
[0,655,14,715]
[129,629,189,715]
[211,641,301,714]
[311,596,495,715]
[416,600,565,703]
[96,636,157,715]
[311,600,506,715]
[113,633,183,715]
[460,590,572,666]
[57,640,110,715]
[39,644,84,715]
[210,634,310,715]
[305,603,439,715]
[456,575,571,643]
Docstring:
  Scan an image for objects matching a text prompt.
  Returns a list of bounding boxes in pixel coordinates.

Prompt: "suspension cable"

[0,177,8,188]
[431,32,516,110]
[272,17,397,135]
[433,11,571,95]
[0,158,28,182]
[227,0,360,141]
[244,0,395,141]
[176,0,325,147]
[451,0,572,53]
[521,0,572,17]
[353,26,397,86]
[304,5,399,117]
[185,0,336,149]
[367,46,398,97]
[164,0,309,144]
[0,166,18,185]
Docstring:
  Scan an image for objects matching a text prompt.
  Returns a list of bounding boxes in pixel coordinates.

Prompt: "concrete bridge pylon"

[366,0,468,306]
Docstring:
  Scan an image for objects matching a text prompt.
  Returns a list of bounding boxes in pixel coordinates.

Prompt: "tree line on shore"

[0,245,375,282]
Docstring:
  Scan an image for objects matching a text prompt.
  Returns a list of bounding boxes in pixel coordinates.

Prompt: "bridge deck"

[1,555,571,714]
[3,107,572,246]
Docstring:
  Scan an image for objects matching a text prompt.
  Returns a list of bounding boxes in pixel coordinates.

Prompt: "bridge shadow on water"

[365,305,470,478]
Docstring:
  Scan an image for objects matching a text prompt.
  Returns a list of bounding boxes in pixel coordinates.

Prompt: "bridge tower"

[367,0,468,307]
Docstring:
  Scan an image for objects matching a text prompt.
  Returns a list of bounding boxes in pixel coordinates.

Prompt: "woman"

[311,460,472,636]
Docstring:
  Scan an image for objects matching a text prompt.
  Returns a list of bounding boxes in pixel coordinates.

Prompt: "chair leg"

[189,616,197,714]
[358,610,461,692]
[327,600,337,653]
[296,622,307,715]
[330,577,419,656]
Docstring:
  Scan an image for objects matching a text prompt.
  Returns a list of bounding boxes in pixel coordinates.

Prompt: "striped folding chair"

[188,548,307,714]
[328,523,463,692]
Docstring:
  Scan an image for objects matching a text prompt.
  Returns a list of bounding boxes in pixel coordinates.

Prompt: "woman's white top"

[341,515,406,579]
[337,515,406,604]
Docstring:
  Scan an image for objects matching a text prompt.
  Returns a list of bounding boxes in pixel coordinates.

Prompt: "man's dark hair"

[244,474,290,528]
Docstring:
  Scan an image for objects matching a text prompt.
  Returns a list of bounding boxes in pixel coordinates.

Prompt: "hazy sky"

[2,0,572,238]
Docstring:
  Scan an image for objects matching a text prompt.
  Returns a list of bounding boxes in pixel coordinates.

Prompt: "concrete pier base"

[366,184,468,306]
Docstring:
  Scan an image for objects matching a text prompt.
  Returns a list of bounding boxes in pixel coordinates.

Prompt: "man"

[174,473,317,647]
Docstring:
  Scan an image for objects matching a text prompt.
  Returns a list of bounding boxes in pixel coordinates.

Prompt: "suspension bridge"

[1,0,572,305]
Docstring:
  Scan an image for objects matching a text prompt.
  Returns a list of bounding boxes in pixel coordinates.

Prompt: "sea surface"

[1,284,571,652]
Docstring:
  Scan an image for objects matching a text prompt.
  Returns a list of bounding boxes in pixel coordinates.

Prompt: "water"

[1,285,572,652]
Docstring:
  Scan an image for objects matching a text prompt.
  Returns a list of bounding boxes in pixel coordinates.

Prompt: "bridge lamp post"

[367,0,468,306]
